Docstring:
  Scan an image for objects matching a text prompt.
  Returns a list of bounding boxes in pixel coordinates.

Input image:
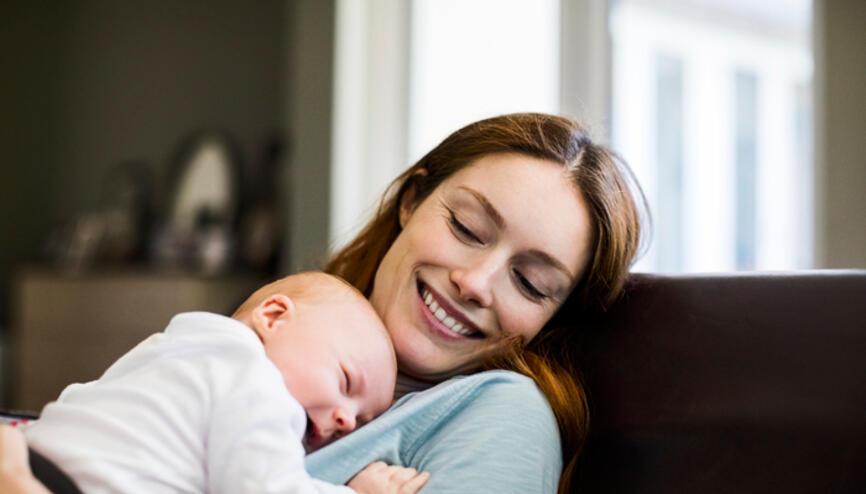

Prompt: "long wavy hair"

[325,113,647,493]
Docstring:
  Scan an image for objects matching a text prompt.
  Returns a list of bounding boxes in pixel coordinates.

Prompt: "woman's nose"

[333,408,356,433]
[450,253,502,307]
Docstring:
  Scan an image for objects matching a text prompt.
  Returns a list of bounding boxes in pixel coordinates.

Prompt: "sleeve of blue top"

[305,370,562,494]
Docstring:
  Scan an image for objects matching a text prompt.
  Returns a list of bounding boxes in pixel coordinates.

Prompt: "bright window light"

[409,0,560,163]
[610,0,813,272]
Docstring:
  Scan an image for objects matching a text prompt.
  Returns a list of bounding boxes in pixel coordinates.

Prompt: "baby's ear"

[250,294,296,340]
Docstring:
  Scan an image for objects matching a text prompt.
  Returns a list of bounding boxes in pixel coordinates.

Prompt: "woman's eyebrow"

[527,249,575,282]
[456,185,575,281]
[457,186,504,228]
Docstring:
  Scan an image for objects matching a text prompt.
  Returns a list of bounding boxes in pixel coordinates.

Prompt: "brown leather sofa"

[573,270,866,493]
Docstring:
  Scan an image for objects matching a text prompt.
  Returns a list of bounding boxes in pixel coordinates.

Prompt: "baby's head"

[233,272,396,452]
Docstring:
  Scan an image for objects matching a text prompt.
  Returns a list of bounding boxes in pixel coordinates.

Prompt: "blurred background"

[1,0,864,409]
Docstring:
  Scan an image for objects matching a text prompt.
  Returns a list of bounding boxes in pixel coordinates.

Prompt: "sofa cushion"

[574,271,866,493]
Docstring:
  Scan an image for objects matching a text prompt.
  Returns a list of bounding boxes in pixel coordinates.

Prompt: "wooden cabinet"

[9,269,263,411]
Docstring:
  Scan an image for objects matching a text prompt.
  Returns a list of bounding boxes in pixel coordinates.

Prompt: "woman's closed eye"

[512,268,548,301]
[448,211,483,244]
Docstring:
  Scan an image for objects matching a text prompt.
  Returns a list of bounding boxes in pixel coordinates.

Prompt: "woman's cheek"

[408,217,460,263]
[502,302,548,343]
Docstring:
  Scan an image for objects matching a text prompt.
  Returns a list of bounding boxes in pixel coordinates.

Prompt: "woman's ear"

[250,294,296,341]
[398,170,428,228]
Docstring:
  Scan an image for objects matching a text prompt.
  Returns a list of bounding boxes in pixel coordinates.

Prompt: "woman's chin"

[390,317,488,381]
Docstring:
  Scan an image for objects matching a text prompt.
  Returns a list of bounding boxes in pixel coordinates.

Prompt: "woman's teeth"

[422,288,476,336]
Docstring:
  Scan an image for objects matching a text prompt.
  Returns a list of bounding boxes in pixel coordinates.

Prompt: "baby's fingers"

[398,470,430,494]
[362,461,389,474]
[387,466,418,484]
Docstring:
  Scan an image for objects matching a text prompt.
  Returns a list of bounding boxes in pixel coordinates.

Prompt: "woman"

[311,112,644,493]
[3,113,645,493]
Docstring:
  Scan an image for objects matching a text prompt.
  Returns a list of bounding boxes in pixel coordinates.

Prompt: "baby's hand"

[348,461,430,494]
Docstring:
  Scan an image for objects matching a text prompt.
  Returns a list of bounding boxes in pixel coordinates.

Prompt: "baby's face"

[261,292,396,452]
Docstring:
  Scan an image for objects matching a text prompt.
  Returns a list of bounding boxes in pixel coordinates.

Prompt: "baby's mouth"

[303,414,320,452]
[417,280,484,339]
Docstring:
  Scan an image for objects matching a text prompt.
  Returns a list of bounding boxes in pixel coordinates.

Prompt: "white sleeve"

[206,360,355,494]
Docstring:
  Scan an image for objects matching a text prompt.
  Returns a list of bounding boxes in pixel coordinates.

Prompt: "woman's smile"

[416,279,485,341]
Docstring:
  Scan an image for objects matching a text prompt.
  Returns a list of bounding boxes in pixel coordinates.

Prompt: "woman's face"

[370,152,593,381]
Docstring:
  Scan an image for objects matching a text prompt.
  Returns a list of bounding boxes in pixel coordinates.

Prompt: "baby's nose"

[334,408,356,433]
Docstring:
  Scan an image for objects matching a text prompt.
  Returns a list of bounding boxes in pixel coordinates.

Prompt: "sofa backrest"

[573,270,866,493]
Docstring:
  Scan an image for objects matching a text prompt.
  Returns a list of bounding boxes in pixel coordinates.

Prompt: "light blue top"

[306,370,562,493]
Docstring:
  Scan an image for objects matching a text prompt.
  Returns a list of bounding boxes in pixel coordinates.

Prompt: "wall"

[283,0,336,272]
[0,3,65,321]
[0,1,286,322]
[814,0,866,268]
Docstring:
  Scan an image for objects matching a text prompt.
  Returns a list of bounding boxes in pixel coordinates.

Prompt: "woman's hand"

[348,461,430,494]
[0,424,50,494]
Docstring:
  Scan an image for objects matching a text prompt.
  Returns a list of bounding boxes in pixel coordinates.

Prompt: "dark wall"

[0,2,66,322]
[817,0,866,267]
[0,0,287,322]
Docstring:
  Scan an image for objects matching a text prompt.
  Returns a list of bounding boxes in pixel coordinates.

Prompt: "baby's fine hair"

[232,272,366,318]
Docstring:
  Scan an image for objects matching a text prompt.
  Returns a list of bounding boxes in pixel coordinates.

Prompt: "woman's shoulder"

[402,370,563,492]
[396,369,561,446]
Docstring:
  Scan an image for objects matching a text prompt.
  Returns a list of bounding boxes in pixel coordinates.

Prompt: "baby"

[24,272,428,493]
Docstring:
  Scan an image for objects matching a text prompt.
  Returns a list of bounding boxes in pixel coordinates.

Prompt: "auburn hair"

[324,113,647,493]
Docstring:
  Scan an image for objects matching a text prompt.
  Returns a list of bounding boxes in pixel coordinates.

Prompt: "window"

[734,70,758,269]
[408,0,560,162]
[655,54,685,272]
[330,0,560,250]
[332,0,814,272]
[610,0,813,272]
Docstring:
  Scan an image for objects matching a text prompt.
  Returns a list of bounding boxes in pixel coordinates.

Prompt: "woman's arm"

[307,370,562,493]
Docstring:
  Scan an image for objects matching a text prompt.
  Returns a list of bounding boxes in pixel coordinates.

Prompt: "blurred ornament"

[238,134,285,274]
[44,161,154,272]
[97,161,154,264]
[152,128,242,273]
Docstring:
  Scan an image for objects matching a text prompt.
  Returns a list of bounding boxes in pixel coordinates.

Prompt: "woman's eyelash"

[513,269,547,300]
[448,211,482,243]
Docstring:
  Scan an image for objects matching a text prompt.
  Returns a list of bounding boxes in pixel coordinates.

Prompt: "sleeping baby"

[24,272,429,493]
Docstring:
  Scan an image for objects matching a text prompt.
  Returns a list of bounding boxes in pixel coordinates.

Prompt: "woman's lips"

[416,281,483,341]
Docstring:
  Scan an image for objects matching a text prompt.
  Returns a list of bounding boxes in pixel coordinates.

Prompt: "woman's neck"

[394,372,436,399]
